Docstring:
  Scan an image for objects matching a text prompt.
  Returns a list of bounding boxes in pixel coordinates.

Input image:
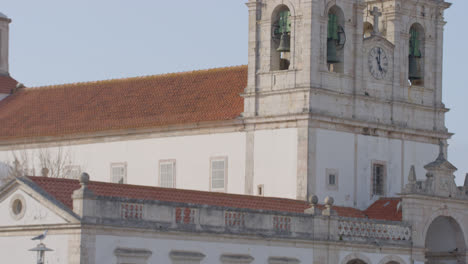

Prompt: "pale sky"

[2,1,467,184]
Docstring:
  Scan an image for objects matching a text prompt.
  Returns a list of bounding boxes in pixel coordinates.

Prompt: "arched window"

[363,22,373,38]
[408,23,425,86]
[271,6,291,71]
[327,6,345,73]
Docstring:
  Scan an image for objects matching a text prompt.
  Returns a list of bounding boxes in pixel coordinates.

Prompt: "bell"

[408,56,422,81]
[327,38,340,64]
[277,32,290,52]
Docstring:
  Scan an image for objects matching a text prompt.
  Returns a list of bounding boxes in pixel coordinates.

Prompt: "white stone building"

[0,0,467,262]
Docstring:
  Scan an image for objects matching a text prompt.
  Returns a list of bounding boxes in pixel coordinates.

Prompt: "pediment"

[0,181,78,227]
[363,35,395,51]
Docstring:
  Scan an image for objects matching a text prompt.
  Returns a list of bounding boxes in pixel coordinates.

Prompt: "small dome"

[0,12,8,19]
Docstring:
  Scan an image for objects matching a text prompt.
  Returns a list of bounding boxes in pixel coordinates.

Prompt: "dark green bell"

[327,38,340,64]
[408,55,422,81]
[277,32,290,52]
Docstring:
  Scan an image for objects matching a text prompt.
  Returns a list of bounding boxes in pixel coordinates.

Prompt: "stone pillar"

[0,12,11,76]
[72,173,96,218]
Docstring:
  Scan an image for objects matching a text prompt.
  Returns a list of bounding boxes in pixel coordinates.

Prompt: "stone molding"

[268,256,300,264]
[340,252,372,264]
[114,247,152,264]
[220,254,254,264]
[377,255,408,264]
[169,250,205,263]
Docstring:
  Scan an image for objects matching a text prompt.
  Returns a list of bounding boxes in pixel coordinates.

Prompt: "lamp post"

[29,243,53,264]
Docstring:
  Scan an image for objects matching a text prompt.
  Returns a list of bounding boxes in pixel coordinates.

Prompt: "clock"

[368,47,389,80]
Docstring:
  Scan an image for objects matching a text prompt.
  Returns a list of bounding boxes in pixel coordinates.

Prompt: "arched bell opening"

[346,259,367,264]
[271,5,292,71]
[408,23,425,86]
[327,5,345,73]
[425,216,466,264]
[363,22,374,39]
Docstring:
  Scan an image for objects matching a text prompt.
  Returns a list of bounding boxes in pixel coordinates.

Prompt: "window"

[408,23,425,86]
[210,157,227,192]
[64,165,81,179]
[159,160,176,188]
[372,163,386,196]
[111,163,126,184]
[327,5,345,73]
[271,5,292,71]
[257,184,264,196]
[326,168,339,190]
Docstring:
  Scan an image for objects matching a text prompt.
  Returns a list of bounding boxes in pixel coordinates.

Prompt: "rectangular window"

[257,184,264,196]
[111,163,126,184]
[372,163,385,196]
[64,165,80,179]
[210,157,227,192]
[326,168,338,190]
[159,160,176,188]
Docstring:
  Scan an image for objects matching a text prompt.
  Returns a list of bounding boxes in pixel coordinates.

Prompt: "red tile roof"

[0,66,247,141]
[26,176,401,221]
[0,75,18,94]
[364,198,402,221]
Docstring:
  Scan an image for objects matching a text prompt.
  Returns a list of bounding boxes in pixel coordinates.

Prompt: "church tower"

[242,0,452,209]
[0,12,11,76]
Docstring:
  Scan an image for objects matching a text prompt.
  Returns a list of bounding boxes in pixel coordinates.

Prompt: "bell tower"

[0,12,11,76]
[241,0,452,209]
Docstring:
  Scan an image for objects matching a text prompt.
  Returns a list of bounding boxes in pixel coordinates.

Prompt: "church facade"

[0,0,454,210]
[0,0,467,263]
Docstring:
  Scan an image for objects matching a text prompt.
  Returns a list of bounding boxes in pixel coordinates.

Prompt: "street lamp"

[29,243,53,264]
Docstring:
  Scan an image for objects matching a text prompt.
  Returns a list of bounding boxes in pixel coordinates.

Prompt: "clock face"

[368,47,389,80]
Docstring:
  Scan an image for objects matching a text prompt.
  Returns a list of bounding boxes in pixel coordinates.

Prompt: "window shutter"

[160,162,175,188]
[211,159,226,190]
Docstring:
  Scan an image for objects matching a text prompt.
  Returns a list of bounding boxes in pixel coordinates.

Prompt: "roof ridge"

[26,65,248,91]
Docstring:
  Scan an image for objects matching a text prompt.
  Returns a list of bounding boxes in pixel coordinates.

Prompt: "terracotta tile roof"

[364,198,402,221]
[0,66,247,141]
[26,176,401,221]
[0,75,18,94]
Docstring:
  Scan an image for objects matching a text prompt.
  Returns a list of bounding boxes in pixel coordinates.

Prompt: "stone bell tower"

[0,12,11,76]
[241,0,452,209]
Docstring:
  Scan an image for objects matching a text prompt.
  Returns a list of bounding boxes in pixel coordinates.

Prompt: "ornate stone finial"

[322,196,335,216]
[304,194,320,215]
[370,7,382,35]
[464,173,468,188]
[408,165,416,183]
[79,172,90,186]
[72,172,94,200]
[437,140,446,161]
[41,168,49,178]
[308,194,319,205]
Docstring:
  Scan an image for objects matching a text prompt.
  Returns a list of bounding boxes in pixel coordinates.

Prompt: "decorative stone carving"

[403,142,467,199]
[338,220,411,241]
[304,194,320,215]
[322,196,335,216]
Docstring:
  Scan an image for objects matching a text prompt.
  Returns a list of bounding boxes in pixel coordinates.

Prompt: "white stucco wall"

[0,189,67,226]
[315,128,439,209]
[253,128,298,199]
[0,234,69,264]
[96,234,312,264]
[0,132,247,194]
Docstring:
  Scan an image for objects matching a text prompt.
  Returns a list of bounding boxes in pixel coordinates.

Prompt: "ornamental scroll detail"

[338,220,411,241]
